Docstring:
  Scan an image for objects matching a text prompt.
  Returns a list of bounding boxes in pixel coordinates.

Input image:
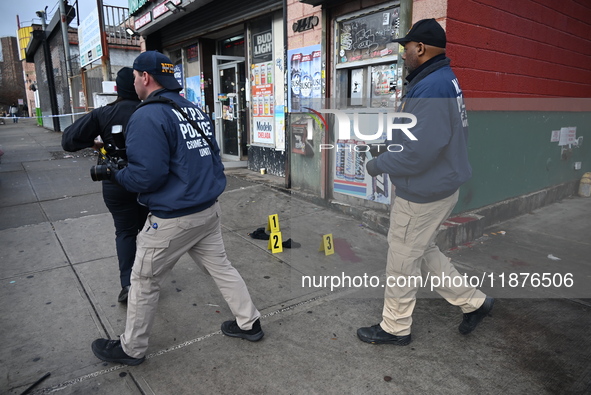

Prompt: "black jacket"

[62,99,140,152]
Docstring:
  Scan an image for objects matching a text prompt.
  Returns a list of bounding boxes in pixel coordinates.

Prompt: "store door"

[213,55,247,163]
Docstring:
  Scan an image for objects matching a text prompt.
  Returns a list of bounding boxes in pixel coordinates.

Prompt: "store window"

[219,35,245,57]
[335,4,402,109]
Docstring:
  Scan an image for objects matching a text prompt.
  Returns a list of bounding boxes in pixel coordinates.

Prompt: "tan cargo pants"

[380,190,486,336]
[120,202,260,358]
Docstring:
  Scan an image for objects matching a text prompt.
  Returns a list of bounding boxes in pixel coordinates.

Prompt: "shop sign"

[129,0,149,15]
[153,0,181,19]
[252,30,273,63]
[292,16,319,33]
[135,12,152,29]
[187,44,199,62]
[253,118,274,144]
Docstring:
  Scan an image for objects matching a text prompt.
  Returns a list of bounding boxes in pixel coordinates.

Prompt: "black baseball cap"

[133,51,182,91]
[393,18,446,48]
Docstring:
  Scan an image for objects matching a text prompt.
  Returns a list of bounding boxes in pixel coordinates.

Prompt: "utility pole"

[59,0,74,125]
[59,0,73,77]
[36,8,61,132]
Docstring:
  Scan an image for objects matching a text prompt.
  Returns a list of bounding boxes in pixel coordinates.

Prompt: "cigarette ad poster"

[333,139,391,204]
[287,44,321,112]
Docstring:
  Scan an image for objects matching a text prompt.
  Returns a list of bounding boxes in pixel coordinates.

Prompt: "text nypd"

[172,107,213,157]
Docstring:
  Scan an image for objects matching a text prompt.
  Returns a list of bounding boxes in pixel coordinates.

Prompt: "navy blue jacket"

[373,56,471,203]
[115,89,226,218]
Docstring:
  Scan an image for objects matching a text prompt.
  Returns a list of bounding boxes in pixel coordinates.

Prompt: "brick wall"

[412,0,447,26]
[287,0,322,49]
[0,37,26,108]
[445,0,591,98]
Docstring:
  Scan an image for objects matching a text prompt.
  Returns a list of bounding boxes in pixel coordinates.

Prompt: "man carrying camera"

[91,51,263,366]
[62,67,148,304]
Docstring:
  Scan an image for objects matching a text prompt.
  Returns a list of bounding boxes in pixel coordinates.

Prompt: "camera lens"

[90,165,110,181]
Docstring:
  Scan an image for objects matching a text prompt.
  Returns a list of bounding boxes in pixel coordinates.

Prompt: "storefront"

[129,0,286,172]
[329,2,404,209]
[289,0,407,207]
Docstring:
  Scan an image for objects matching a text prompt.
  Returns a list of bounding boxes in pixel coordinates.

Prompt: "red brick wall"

[446,0,591,98]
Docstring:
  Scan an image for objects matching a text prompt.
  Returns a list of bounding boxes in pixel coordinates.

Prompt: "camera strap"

[137,96,215,151]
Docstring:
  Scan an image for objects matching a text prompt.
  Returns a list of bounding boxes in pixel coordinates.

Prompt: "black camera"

[90,153,127,181]
[90,126,127,182]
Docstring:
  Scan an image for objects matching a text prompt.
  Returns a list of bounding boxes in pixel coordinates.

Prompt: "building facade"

[0,36,26,115]
[22,4,141,131]
[130,0,287,169]
[128,0,591,219]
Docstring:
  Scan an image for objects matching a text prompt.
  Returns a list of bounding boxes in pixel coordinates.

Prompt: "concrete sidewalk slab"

[54,215,115,265]
[0,170,38,207]
[0,202,47,231]
[25,158,100,201]
[0,223,69,278]
[42,193,109,223]
[0,267,103,392]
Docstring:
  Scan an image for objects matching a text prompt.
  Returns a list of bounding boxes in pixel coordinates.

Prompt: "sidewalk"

[1,119,590,394]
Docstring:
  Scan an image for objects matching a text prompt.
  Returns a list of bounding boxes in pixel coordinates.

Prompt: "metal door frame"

[213,55,246,163]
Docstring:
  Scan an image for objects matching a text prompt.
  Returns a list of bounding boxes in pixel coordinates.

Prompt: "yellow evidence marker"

[319,233,334,256]
[268,231,283,253]
[266,214,280,233]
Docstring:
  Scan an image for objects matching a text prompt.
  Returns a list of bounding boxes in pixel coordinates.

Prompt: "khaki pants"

[120,202,260,358]
[380,190,486,336]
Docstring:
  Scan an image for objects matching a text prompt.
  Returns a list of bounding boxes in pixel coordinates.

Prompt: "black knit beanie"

[116,67,139,100]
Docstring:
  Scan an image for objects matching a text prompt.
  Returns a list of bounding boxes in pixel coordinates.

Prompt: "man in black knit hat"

[62,67,149,304]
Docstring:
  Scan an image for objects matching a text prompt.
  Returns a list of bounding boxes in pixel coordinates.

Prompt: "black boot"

[459,297,494,335]
[357,324,411,345]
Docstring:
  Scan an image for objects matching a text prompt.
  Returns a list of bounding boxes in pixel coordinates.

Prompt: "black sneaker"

[91,339,145,366]
[118,286,130,303]
[357,324,412,345]
[459,296,494,335]
[221,318,264,341]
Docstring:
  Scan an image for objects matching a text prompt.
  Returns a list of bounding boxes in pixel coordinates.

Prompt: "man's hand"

[369,143,386,158]
[366,158,382,177]
[105,160,121,184]
[92,140,104,151]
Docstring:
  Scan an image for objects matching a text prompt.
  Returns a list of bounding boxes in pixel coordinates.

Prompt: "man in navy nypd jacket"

[358,19,494,346]
[92,51,263,366]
